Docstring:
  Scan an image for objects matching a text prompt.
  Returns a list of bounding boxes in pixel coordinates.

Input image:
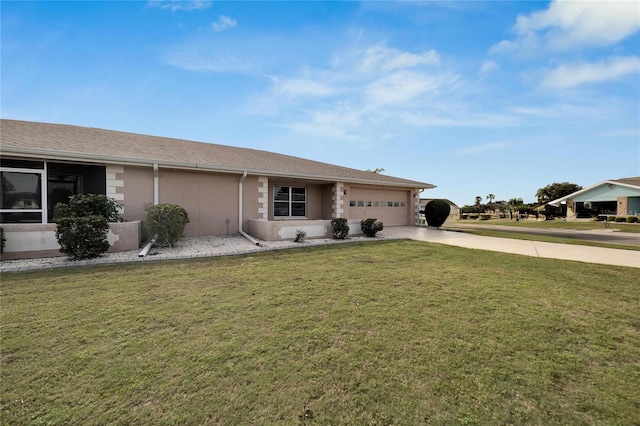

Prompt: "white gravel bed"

[1,234,395,272]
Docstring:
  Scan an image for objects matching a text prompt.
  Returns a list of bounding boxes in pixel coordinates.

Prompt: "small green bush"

[54,194,122,260]
[361,218,383,237]
[55,215,110,259]
[144,203,190,247]
[0,227,5,255]
[626,216,639,223]
[424,199,451,228]
[614,216,627,223]
[331,218,349,240]
[480,214,492,220]
[607,216,616,222]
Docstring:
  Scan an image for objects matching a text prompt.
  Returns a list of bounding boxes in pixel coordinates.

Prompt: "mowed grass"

[2,241,639,425]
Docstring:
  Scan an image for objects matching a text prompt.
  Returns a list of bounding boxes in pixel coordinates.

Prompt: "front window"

[1,169,45,223]
[274,186,306,217]
[1,160,106,224]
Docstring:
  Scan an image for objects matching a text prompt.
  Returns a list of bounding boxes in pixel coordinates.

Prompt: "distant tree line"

[460,182,583,218]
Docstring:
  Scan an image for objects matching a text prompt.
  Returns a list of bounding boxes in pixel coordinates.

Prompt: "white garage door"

[348,188,411,226]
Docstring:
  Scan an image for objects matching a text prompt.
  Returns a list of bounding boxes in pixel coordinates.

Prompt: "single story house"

[548,177,640,219]
[1,119,435,259]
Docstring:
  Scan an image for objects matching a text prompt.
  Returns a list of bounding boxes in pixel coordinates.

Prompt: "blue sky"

[2,1,639,206]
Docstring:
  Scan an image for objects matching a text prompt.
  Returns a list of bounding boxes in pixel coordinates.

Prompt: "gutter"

[238,171,260,246]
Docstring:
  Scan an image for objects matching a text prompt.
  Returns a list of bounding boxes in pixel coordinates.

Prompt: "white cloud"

[493,0,640,52]
[517,0,640,49]
[365,71,457,107]
[478,60,497,74]
[272,77,335,98]
[541,56,640,88]
[212,15,237,32]
[148,1,211,12]
[359,45,440,73]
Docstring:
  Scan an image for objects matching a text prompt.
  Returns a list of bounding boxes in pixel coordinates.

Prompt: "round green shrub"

[331,218,349,240]
[55,215,110,259]
[626,216,639,223]
[143,203,190,247]
[424,199,451,228]
[361,218,383,237]
[54,194,122,260]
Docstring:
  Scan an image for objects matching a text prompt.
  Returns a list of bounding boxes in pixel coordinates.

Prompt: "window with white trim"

[1,167,46,223]
[273,186,306,217]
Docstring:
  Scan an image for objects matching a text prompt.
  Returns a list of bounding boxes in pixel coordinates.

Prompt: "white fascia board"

[548,180,631,206]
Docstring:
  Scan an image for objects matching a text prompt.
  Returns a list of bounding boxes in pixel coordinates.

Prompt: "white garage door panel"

[349,188,410,226]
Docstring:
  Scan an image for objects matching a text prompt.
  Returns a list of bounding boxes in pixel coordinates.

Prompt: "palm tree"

[486,194,495,204]
[474,196,482,206]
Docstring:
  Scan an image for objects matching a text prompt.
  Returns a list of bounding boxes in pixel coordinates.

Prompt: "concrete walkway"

[381,226,640,268]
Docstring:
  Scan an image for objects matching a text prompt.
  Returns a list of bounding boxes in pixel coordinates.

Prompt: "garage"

[347,187,412,226]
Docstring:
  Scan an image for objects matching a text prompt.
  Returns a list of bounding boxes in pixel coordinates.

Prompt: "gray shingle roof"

[612,177,640,188]
[1,119,434,188]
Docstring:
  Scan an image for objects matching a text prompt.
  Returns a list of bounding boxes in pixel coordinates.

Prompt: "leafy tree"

[474,196,483,206]
[536,182,582,203]
[366,168,385,174]
[507,198,524,209]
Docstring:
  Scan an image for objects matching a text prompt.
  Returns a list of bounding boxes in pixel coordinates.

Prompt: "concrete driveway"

[380,226,640,268]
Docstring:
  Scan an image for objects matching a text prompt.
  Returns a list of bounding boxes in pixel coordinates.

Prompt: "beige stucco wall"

[158,169,245,237]
[122,166,154,223]
[1,221,141,260]
[321,184,334,219]
[247,218,364,241]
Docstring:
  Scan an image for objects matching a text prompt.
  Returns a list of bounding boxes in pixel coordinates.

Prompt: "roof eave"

[548,179,640,206]
[1,146,435,189]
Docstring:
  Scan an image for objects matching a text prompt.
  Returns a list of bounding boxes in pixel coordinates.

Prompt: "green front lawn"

[2,241,639,425]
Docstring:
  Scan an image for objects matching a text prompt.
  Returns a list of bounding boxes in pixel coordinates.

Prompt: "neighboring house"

[418,199,460,223]
[0,119,435,258]
[548,177,640,219]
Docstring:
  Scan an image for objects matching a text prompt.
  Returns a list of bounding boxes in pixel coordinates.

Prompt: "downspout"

[238,171,260,246]
[153,163,159,205]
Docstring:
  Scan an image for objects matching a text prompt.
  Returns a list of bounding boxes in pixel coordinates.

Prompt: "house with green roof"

[548,177,640,219]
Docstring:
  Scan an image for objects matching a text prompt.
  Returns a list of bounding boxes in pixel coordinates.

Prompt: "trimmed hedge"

[626,216,639,223]
[55,216,110,260]
[55,194,122,260]
[0,227,5,255]
[331,218,349,240]
[361,218,383,237]
[424,199,450,228]
[143,203,190,247]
